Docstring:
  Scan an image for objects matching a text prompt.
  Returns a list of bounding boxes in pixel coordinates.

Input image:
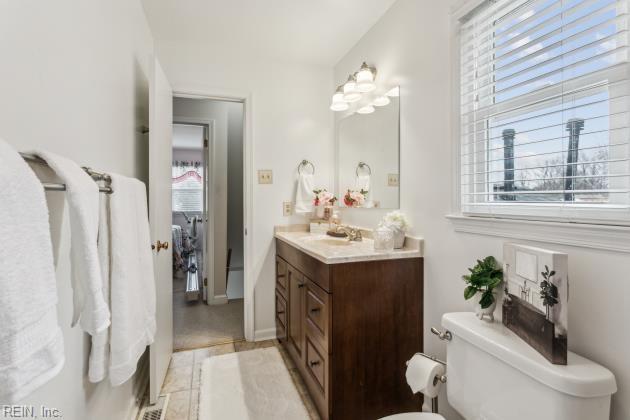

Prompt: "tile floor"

[159,339,320,420]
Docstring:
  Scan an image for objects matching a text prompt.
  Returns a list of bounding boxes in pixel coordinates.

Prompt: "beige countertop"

[274,225,423,264]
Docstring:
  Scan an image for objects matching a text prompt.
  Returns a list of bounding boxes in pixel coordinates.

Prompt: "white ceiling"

[173,124,204,150]
[142,0,397,66]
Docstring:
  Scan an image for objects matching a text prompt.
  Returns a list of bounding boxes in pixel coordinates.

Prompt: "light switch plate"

[258,169,273,184]
[283,201,293,216]
[388,173,399,187]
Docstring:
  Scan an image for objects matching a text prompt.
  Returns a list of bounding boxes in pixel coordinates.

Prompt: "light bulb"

[357,105,375,114]
[330,86,349,111]
[373,96,390,107]
[356,62,376,93]
[343,75,362,102]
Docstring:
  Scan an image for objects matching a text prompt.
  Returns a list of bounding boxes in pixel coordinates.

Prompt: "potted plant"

[463,256,503,321]
[343,189,367,208]
[380,211,410,248]
[539,265,558,321]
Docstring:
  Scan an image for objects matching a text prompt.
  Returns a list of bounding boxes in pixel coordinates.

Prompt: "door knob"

[152,240,169,252]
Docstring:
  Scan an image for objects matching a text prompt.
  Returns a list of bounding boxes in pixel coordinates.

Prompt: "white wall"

[156,42,334,338]
[227,103,245,299]
[334,1,630,419]
[0,0,153,419]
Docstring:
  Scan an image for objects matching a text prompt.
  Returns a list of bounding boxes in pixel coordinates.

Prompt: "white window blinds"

[460,0,630,224]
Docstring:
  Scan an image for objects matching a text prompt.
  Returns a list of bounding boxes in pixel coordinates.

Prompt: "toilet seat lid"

[380,413,446,420]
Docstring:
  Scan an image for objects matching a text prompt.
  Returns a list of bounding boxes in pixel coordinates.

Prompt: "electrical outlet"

[258,169,273,184]
[283,201,293,216]
[388,173,399,187]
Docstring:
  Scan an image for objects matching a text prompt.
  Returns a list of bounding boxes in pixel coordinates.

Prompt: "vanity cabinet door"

[287,265,306,362]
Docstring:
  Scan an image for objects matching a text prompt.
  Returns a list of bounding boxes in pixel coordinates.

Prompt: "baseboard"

[208,294,229,305]
[254,327,277,342]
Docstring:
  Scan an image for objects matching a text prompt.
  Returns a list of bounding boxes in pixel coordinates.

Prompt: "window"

[172,160,203,212]
[459,0,630,224]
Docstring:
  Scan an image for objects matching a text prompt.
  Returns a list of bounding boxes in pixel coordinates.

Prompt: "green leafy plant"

[463,256,503,309]
[539,265,558,319]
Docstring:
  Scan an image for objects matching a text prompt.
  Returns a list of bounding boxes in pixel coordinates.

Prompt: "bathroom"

[0,1,628,420]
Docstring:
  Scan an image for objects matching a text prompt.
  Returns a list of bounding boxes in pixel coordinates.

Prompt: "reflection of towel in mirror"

[295,173,314,214]
[355,175,373,207]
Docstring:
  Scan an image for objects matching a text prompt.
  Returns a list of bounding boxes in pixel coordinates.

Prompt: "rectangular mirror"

[336,92,400,209]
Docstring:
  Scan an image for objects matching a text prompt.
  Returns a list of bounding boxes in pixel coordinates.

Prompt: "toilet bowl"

[380,413,445,420]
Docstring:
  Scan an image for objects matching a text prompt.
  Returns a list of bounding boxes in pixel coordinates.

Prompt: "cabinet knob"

[309,360,320,367]
[153,240,169,252]
[310,308,321,313]
[277,310,285,315]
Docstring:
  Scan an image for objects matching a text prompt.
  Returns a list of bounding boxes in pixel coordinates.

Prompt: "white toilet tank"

[442,312,617,420]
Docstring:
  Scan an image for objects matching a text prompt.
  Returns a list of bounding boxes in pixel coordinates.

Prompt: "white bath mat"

[199,346,310,420]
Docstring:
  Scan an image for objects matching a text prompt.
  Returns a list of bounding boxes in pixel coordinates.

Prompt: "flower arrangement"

[380,211,410,232]
[379,210,410,248]
[313,189,337,206]
[343,189,367,207]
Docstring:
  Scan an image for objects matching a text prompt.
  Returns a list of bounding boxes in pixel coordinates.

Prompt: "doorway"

[171,96,245,350]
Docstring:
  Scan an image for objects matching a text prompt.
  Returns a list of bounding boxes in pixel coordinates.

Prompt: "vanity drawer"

[276,256,288,299]
[306,279,331,353]
[303,336,329,418]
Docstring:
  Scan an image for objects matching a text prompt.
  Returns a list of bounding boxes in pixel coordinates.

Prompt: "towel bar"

[20,152,113,194]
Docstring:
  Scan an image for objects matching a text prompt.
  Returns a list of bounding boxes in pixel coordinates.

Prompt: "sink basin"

[303,237,353,247]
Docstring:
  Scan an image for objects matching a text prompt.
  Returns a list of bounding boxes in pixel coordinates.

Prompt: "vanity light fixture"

[357,104,375,114]
[356,62,376,93]
[343,74,362,103]
[330,85,349,111]
[372,95,391,107]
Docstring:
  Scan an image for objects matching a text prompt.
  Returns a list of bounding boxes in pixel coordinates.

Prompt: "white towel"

[88,194,112,383]
[0,140,65,402]
[294,173,314,214]
[107,174,156,386]
[32,150,110,335]
[355,174,371,193]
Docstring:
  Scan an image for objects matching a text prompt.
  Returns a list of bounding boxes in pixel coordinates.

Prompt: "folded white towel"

[294,173,314,214]
[0,139,65,402]
[88,194,112,383]
[33,150,110,335]
[107,174,156,386]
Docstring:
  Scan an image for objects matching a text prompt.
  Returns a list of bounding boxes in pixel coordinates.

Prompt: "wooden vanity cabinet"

[275,238,423,420]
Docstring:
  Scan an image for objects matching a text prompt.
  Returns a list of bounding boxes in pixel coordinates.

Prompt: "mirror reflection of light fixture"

[372,95,391,107]
[357,104,375,114]
[343,74,362,102]
[356,62,376,93]
[385,86,400,97]
[330,85,349,111]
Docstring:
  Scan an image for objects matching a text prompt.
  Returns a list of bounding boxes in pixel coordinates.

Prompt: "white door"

[148,57,173,404]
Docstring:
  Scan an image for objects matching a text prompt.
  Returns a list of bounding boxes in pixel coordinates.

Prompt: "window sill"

[446,214,630,253]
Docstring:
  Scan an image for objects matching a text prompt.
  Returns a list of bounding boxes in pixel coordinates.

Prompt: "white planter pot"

[471,292,497,322]
[314,205,325,219]
[390,226,406,249]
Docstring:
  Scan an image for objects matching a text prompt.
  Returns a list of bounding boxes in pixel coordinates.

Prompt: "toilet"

[382,312,617,420]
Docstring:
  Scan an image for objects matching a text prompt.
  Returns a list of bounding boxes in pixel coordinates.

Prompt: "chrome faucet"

[338,225,363,242]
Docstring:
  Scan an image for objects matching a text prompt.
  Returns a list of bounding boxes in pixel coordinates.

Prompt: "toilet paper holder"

[407,352,447,384]
[407,352,448,414]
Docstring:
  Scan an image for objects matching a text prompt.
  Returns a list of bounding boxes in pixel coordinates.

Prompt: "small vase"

[314,205,325,219]
[472,293,497,322]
